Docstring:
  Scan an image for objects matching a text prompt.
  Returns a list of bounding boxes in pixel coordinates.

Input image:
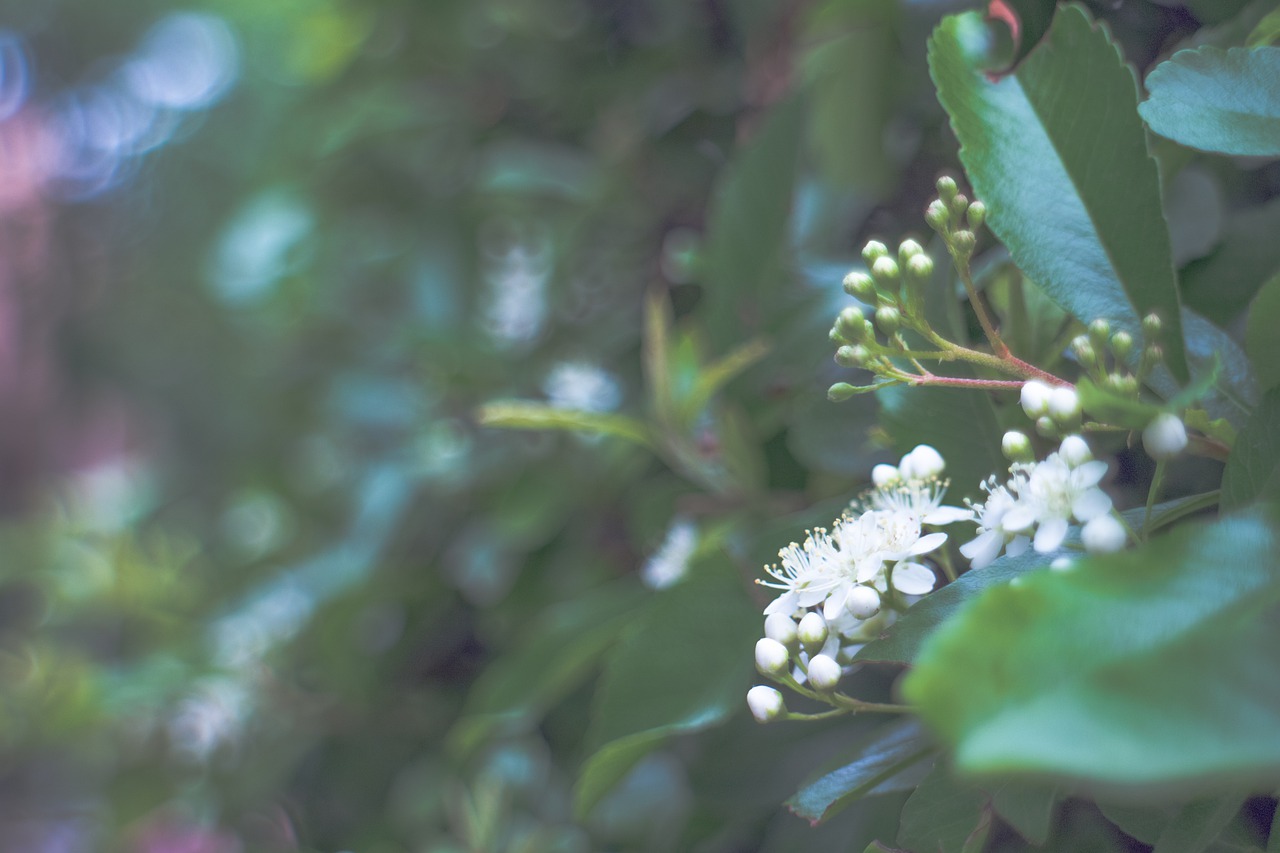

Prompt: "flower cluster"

[748,446,966,721]
[960,434,1122,569]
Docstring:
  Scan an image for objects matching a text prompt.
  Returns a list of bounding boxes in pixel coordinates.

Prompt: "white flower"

[747,686,785,722]
[871,463,900,488]
[1004,450,1111,554]
[1058,434,1092,467]
[797,612,827,648]
[899,444,945,481]
[959,475,1032,570]
[1082,514,1127,554]
[1143,413,1188,460]
[640,517,697,590]
[1048,386,1081,423]
[760,528,843,616]
[845,585,881,619]
[763,613,798,646]
[863,476,972,526]
[755,638,790,675]
[1020,380,1052,418]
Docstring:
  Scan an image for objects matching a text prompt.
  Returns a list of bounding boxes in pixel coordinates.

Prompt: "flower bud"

[747,685,785,723]
[1110,331,1133,361]
[1071,335,1096,365]
[1001,430,1034,462]
[1144,344,1165,367]
[862,241,889,264]
[846,585,882,619]
[843,271,877,303]
[1035,415,1058,437]
[1058,434,1092,467]
[966,200,986,230]
[906,253,934,282]
[828,383,858,402]
[1116,374,1139,396]
[755,638,791,676]
[1020,380,1052,418]
[807,654,843,692]
[1088,319,1110,349]
[951,230,976,255]
[874,305,901,335]
[871,463,900,488]
[871,256,900,284]
[834,345,862,367]
[837,306,865,336]
[797,612,828,651]
[764,613,798,646]
[936,175,958,202]
[1142,312,1163,340]
[1082,514,1127,554]
[925,199,950,231]
[1048,386,1081,424]
[829,325,847,345]
[898,239,923,266]
[949,193,969,219]
[1143,412,1188,460]
[900,444,945,481]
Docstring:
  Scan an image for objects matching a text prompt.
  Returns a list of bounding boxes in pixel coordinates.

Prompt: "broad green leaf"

[477,401,655,449]
[1077,378,1163,430]
[785,718,935,825]
[448,581,645,757]
[1140,47,1280,157]
[575,555,759,818]
[1153,795,1248,853]
[1248,8,1280,46]
[1222,388,1280,510]
[896,761,990,853]
[1246,271,1280,392]
[990,782,1059,845]
[904,510,1280,790]
[701,97,805,346]
[876,384,1005,505]
[1098,800,1178,844]
[985,0,1057,74]
[928,5,1189,381]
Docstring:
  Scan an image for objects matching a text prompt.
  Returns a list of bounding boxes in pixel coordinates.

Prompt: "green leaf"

[876,385,1005,505]
[1153,794,1248,853]
[985,0,1058,74]
[928,5,1190,382]
[448,582,645,757]
[785,718,936,825]
[896,761,990,853]
[1139,47,1280,157]
[1222,388,1280,511]
[903,510,1280,791]
[477,401,655,450]
[1248,8,1280,47]
[701,97,805,345]
[1182,197,1280,327]
[1077,378,1163,430]
[680,338,771,424]
[1246,270,1280,393]
[990,782,1060,845]
[575,555,759,818]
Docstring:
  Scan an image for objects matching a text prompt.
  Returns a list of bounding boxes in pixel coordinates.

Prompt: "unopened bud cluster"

[926,175,986,262]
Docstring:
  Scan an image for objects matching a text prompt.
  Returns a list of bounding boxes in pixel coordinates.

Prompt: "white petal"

[1033,517,1068,553]
[763,592,797,616]
[1072,487,1113,522]
[923,506,975,525]
[1006,535,1031,557]
[908,531,948,556]
[823,588,849,621]
[1073,460,1109,488]
[891,562,936,595]
[960,530,1002,570]
[1002,504,1037,533]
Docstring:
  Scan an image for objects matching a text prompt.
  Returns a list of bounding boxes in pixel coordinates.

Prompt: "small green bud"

[936,175,958,202]
[863,319,877,340]
[1071,335,1096,365]
[949,193,969,219]
[1110,330,1133,361]
[828,325,847,345]
[898,239,923,266]
[1142,312,1163,340]
[871,255,900,283]
[1104,371,1128,393]
[925,199,950,231]
[842,271,877,303]
[906,253,934,282]
[1144,344,1165,366]
[951,229,976,255]
[828,382,859,402]
[1035,415,1058,437]
[875,305,901,335]
[862,240,889,264]
[1002,430,1034,462]
[835,345,861,367]
[1117,374,1139,396]
[1088,319,1110,349]
[837,306,866,339]
[966,200,987,230]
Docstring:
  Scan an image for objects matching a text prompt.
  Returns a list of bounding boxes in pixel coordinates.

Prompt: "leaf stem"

[1143,459,1167,535]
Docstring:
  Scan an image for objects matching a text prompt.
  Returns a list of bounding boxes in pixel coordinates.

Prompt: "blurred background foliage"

[0,0,1275,850]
